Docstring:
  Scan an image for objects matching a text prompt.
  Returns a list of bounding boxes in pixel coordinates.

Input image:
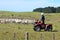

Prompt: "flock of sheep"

[0,19,36,24]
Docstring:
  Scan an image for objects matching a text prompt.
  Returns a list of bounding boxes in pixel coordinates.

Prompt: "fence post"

[14,33,16,40]
[25,32,29,40]
[52,33,55,40]
[40,33,42,40]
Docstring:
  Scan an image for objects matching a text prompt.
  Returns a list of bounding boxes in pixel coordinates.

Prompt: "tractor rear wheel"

[47,25,52,31]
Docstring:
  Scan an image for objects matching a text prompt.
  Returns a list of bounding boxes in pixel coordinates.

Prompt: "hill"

[0,11,60,40]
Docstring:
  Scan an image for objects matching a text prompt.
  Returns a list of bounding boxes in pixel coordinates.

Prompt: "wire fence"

[0,32,59,40]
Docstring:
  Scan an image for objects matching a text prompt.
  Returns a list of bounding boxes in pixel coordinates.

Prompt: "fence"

[13,32,56,40]
[0,32,57,40]
[25,32,55,40]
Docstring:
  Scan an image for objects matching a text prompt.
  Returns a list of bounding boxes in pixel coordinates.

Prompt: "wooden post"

[52,33,55,40]
[40,33,42,40]
[25,32,29,40]
[14,33,16,40]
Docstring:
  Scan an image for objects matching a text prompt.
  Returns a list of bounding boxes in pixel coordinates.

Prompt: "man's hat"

[41,13,44,15]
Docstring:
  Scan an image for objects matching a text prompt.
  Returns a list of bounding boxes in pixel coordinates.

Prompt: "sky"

[0,0,60,12]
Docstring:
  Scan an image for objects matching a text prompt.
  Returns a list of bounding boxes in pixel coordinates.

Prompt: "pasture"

[0,11,60,40]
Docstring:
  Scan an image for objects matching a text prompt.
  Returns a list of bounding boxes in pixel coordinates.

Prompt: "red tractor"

[33,20,53,31]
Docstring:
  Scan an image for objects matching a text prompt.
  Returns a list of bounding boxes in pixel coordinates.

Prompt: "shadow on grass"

[52,30,58,32]
[35,30,58,32]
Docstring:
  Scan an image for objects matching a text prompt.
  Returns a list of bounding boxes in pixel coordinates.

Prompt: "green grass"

[0,11,40,19]
[0,11,60,40]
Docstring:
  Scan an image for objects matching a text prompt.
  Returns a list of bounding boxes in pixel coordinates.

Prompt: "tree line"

[33,7,60,13]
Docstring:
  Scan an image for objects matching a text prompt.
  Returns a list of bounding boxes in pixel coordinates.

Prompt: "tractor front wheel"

[34,26,41,31]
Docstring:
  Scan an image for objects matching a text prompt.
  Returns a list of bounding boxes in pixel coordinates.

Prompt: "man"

[41,13,45,24]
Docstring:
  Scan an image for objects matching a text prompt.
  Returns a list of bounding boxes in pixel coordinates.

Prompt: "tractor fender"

[45,24,52,29]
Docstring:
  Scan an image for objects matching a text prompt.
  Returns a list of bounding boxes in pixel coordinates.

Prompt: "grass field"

[0,11,60,40]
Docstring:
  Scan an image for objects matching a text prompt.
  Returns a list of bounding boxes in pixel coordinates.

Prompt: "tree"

[43,7,52,13]
[33,6,56,13]
[43,7,56,13]
[33,8,43,12]
[56,7,60,13]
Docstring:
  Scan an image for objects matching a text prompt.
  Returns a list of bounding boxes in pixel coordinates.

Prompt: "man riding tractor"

[41,13,45,24]
[33,13,52,31]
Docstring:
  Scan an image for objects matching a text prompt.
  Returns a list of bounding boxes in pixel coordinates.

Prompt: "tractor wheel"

[34,26,41,31]
[47,25,52,31]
